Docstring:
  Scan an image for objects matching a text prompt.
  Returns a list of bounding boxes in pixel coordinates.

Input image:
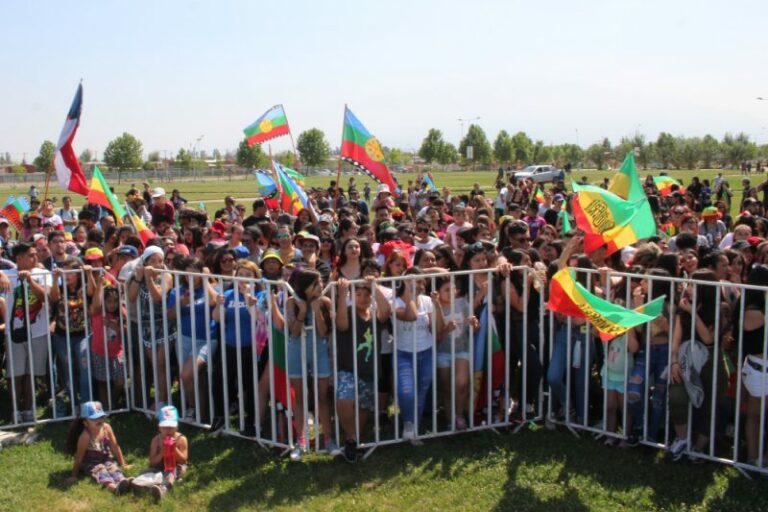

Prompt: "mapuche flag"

[340,106,398,195]
[0,196,30,231]
[54,83,90,196]
[87,167,126,225]
[571,182,656,255]
[273,161,309,215]
[548,268,665,341]
[243,105,290,146]
[125,203,156,246]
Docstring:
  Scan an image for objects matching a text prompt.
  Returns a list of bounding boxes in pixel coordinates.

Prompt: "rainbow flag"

[534,187,546,204]
[243,105,290,147]
[0,196,30,231]
[653,176,684,197]
[341,106,398,195]
[273,161,309,215]
[548,268,665,341]
[125,203,156,246]
[571,182,656,255]
[87,166,126,225]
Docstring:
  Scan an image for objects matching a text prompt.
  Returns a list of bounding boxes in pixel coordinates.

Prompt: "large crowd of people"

[1,169,768,474]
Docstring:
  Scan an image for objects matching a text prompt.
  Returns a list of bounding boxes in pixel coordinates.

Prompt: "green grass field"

[5,167,757,218]
[0,412,766,512]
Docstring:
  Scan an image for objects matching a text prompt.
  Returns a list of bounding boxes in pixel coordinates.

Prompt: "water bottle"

[163,435,176,473]
[572,339,582,369]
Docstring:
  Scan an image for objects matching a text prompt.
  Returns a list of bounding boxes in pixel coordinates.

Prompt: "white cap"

[151,187,166,198]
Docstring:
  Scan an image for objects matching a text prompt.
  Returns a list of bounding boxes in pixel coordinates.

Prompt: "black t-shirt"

[543,208,559,226]
[336,306,384,381]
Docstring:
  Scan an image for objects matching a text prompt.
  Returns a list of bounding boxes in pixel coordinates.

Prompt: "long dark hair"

[336,238,361,268]
[682,269,719,329]
[433,244,458,272]
[290,268,321,301]
[65,419,86,455]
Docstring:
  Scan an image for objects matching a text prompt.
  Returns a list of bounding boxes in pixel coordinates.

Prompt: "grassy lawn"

[0,412,765,511]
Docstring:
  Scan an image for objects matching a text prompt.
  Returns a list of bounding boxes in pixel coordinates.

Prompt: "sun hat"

[84,247,104,261]
[81,401,107,420]
[377,183,391,196]
[260,249,283,266]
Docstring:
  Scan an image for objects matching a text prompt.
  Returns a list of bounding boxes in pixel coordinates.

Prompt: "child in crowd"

[65,401,132,494]
[146,405,189,500]
[88,269,127,408]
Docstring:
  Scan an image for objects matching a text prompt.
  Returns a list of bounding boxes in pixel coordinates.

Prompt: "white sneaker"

[669,438,688,462]
[402,421,415,441]
[289,447,302,462]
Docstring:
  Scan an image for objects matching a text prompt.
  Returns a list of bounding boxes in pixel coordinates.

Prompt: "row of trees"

[418,125,768,170]
[22,127,768,175]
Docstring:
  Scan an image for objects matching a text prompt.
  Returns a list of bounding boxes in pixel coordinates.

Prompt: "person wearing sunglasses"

[274,226,302,265]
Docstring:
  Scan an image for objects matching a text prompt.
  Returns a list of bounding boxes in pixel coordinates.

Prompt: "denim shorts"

[180,335,216,364]
[336,370,375,410]
[436,351,470,369]
[287,337,331,379]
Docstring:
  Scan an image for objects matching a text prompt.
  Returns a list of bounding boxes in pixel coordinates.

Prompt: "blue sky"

[1,0,767,161]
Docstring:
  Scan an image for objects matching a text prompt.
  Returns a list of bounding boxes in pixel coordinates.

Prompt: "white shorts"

[6,335,50,378]
[743,355,768,397]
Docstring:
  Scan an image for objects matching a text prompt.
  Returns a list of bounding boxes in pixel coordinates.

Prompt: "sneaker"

[115,477,133,496]
[603,437,618,447]
[20,410,34,423]
[326,440,342,457]
[208,417,225,436]
[343,439,358,463]
[623,434,639,448]
[290,436,308,462]
[402,421,415,441]
[669,438,688,462]
[289,447,303,462]
[544,412,557,431]
[151,484,166,502]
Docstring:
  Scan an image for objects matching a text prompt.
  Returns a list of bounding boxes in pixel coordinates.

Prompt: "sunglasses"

[321,238,333,243]
[221,256,235,263]
[276,233,291,239]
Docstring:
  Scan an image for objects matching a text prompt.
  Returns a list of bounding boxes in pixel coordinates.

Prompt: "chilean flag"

[53,84,89,196]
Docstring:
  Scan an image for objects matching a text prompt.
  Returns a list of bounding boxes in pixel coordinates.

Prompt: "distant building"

[0,164,37,174]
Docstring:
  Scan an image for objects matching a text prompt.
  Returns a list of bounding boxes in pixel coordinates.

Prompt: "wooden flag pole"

[334,105,346,211]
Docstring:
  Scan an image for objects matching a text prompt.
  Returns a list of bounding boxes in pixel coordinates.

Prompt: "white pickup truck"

[510,165,566,183]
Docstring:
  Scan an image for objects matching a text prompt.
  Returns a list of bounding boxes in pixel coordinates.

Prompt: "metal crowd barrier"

[1,268,130,430]
[2,264,767,478]
[549,268,768,477]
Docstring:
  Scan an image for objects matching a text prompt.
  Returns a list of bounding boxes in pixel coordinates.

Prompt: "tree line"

[19,127,768,175]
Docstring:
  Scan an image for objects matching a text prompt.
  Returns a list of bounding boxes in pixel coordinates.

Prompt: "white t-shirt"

[5,268,53,340]
[415,237,443,251]
[394,294,434,353]
[494,187,508,209]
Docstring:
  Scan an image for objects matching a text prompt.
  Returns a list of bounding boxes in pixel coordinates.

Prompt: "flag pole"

[283,104,301,174]
[269,145,282,213]
[42,161,54,205]
[334,105,346,211]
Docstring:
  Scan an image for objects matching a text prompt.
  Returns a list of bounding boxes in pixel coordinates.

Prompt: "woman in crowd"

[668,269,728,461]
[334,238,363,281]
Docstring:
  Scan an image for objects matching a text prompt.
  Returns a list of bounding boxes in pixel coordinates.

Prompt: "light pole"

[457,117,480,142]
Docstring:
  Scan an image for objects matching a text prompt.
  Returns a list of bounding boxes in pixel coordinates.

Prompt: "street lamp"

[457,117,480,142]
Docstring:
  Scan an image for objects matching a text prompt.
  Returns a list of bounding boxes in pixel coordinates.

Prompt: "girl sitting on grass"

[65,401,132,494]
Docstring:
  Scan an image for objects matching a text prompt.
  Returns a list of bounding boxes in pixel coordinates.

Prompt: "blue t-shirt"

[221,288,255,347]
[167,285,218,340]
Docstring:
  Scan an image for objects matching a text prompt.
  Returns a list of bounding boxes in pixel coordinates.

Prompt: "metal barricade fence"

[547,267,768,477]
[3,263,768,477]
[1,267,130,430]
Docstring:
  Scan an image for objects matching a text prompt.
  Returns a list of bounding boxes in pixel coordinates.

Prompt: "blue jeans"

[53,333,92,405]
[396,349,433,425]
[547,324,594,422]
[627,343,669,442]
